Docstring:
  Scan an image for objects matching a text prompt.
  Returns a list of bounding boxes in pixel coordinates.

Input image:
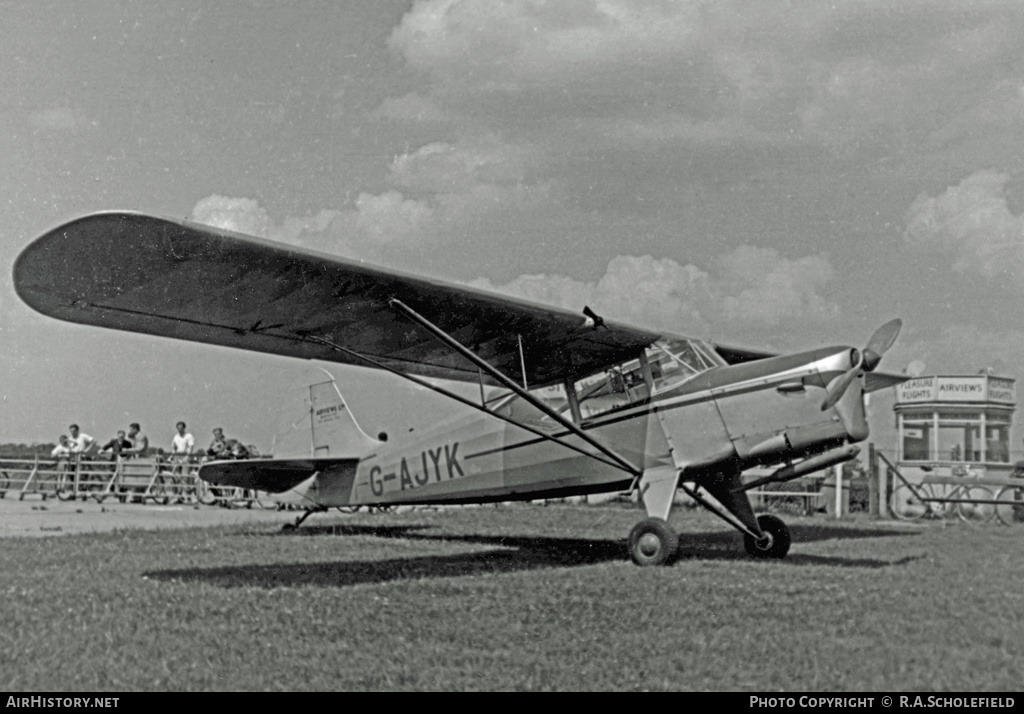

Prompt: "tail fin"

[310,380,381,457]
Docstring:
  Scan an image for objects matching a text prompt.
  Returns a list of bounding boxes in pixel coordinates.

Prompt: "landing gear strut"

[628,518,679,567]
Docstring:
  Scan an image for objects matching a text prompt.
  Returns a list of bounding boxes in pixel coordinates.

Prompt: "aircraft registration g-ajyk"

[14,212,907,566]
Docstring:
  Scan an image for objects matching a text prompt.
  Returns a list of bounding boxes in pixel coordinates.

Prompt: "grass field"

[1,504,1021,691]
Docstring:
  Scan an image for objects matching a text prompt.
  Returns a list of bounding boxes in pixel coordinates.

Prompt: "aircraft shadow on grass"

[142,522,922,589]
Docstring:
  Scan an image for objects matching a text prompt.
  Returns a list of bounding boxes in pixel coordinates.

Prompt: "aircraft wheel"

[628,518,679,567]
[744,514,791,559]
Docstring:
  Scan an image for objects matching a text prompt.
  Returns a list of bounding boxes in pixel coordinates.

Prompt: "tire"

[995,485,1024,526]
[55,472,76,501]
[889,483,929,521]
[150,475,170,505]
[956,485,995,524]
[196,480,217,506]
[744,514,791,559]
[628,518,679,567]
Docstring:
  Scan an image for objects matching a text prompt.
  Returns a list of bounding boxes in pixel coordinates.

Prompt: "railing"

[0,454,275,509]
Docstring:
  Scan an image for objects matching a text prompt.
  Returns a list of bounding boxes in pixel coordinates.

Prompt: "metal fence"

[0,454,275,509]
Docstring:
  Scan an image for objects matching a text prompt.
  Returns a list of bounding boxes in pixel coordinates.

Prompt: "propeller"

[820,318,902,411]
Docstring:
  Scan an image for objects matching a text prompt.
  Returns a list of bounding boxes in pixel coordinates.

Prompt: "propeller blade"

[821,364,860,411]
[863,318,902,368]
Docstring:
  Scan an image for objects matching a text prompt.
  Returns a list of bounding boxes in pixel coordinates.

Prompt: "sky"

[3,0,1024,454]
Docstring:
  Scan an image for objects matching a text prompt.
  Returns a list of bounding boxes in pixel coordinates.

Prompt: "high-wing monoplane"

[14,212,907,565]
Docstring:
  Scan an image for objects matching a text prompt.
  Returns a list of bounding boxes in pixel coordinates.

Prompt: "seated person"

[206,428,249,459]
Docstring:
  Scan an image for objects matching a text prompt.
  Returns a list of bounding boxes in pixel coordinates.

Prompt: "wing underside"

[14,212,660,387]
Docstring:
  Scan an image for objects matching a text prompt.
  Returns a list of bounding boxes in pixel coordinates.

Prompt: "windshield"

[646,337,724,393]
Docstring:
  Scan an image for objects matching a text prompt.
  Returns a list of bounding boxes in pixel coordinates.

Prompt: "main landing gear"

[627,512,792,566]
[628,467,793,566]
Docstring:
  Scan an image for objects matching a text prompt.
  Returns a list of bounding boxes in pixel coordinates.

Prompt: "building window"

[987,424,1010,463]
[902,423,931,461]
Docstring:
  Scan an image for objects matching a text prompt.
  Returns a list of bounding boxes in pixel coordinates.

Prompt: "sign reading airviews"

[895,376,1016,404]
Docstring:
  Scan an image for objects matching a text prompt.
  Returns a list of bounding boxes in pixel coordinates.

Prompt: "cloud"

[904,170,1024,278]
[715,246,838,327]
[189,192,432,263]
[347,190,433,244]
[890,325,1024,379]
[388,138,530,193]
[373,92,448,123]
[191,195,275,237]
[386,1,1024,153]
[471,246,837,335]
[470,254,712,332]
[28,107,84,132]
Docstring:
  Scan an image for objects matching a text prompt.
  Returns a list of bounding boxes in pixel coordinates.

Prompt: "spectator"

[125,422,149,458]
[171,421,195,457]
[207,427,249,459]
[228,440,250,459]
[51,435,73,459]
[67,424,96,455]
[207,427,228,458]
[98,430,132,459]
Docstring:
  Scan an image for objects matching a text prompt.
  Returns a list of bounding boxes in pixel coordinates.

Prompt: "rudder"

[310,380,381,457]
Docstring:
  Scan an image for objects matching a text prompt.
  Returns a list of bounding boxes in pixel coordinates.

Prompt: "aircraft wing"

[14,212,660,387]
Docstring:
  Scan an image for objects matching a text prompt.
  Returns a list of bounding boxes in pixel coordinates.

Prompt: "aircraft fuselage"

[281,344,868,511]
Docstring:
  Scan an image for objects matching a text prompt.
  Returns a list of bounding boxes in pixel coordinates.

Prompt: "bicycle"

[995,483,1024,526]
[889,465,995,523]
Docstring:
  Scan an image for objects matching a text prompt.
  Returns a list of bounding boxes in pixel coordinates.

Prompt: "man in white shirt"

[171,421,195,457]
[67,424,95,454]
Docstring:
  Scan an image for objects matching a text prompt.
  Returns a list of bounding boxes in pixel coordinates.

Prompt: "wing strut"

[389,299,642,477]
[301,335,636,475]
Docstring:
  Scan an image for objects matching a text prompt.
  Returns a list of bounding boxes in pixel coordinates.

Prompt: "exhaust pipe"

[737,444,860,492]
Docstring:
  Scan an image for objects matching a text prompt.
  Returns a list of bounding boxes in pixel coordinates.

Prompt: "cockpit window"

[487,336,724,425]
[647,337,724,393]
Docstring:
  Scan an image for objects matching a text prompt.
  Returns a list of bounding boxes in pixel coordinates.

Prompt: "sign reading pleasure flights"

[895,375,1016,405]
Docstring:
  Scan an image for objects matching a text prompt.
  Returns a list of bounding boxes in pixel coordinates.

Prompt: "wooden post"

[868,443,879,517]
[835,465,843,519]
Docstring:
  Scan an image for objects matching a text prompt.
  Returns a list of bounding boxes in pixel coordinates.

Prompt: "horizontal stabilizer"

[199,457,357,492]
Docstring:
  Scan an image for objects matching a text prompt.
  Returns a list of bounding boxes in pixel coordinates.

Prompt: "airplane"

[13,211,908,566]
